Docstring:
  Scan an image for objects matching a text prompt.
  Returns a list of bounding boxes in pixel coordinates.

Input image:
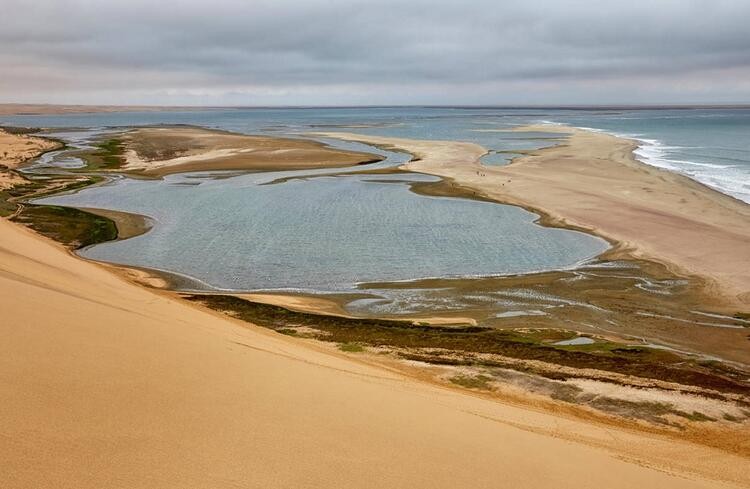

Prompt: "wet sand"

[238,292,479,326]
[316,127,750,310]
[75,207,152,240]
[119,126,383,176]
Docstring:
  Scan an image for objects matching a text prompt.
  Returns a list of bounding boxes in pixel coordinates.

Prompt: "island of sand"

[104,126,383,176]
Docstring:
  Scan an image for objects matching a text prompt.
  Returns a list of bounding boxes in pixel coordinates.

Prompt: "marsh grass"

[77,138,126,171]
[12,204,117,248]
[449,374,493,390]
[184,294,750,395]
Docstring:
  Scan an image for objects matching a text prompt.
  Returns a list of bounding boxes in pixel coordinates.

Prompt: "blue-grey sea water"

[6,107,748,295]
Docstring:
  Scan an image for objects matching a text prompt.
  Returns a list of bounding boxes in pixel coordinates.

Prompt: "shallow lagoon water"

[39,162,607,292]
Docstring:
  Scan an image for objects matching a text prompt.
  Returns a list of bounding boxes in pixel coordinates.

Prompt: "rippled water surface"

[38,149,606,292]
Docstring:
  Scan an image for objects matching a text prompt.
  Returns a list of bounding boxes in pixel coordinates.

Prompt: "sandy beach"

[3,0,749,484]
[2,213,748,488]
[316,127,750,310]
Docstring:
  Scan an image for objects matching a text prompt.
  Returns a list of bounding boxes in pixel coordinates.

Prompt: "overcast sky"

[2,0,749,106]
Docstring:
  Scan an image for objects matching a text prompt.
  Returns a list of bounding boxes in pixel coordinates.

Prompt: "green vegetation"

[0,189,18,216]
[184,294,750,395]
[0,161,117,247]
[676,411,716,422]
[78,138,126,171]
[0,172,104,216]
[449,374,493,390]
[0,125,41,135]
[338,342,365,352]
[277,328,299,336]
[12,205,117,248]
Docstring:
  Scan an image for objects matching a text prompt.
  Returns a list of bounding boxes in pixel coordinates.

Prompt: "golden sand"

[1,217,747,488]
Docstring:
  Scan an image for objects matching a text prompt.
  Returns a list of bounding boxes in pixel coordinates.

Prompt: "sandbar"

[117,126,383,176]
[316,127,750,310]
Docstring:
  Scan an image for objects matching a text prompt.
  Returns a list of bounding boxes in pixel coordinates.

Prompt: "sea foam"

[556,123,750,205]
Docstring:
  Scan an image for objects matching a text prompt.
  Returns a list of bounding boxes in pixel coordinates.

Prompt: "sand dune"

[0,103,205,115]
[2,214,747,487]
[316,128,750,309]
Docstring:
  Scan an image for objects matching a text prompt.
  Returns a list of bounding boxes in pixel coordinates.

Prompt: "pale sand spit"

[315,128,750,310]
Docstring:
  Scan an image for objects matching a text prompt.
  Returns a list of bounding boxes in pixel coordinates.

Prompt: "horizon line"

[2,102,750,111]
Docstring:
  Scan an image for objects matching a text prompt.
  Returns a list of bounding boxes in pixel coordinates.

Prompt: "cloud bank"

[2,0,750,105]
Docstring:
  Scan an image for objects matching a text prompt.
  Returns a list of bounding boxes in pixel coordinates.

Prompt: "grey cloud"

[2,0,750,104]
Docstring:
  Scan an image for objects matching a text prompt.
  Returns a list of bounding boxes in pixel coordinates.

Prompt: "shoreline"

[315,127,750,310]
[27,126,750,364]
[74,207,153,240]
[578,126,750,206]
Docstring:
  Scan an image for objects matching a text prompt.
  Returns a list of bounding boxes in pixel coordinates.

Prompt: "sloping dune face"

[0,217,745,489]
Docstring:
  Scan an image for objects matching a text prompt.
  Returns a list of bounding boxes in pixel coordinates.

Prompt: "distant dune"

[0,103,217,115]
